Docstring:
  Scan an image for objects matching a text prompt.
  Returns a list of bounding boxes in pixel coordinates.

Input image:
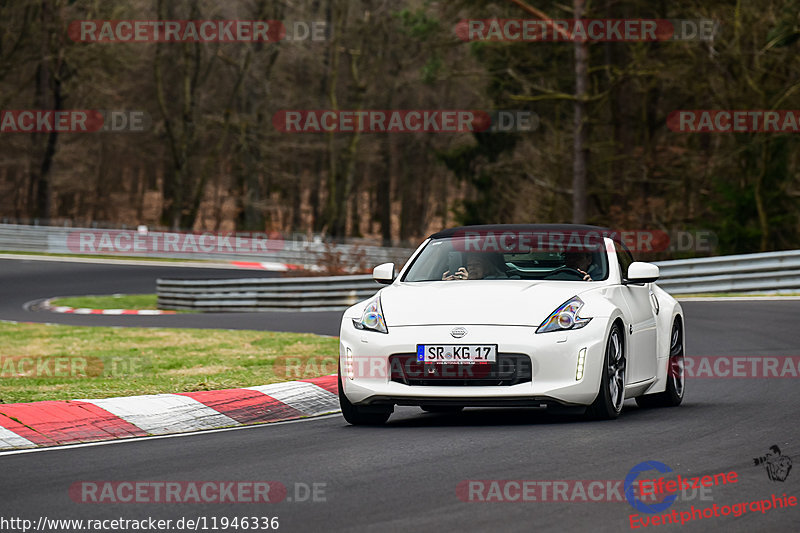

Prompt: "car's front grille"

[389,353,532,386]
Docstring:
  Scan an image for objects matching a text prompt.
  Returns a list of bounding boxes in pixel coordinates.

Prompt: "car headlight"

[352,295,388,333]
[536,296,592,333]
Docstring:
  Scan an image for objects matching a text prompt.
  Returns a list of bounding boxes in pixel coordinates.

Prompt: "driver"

[564,251,594,281]
[443,253,505,280]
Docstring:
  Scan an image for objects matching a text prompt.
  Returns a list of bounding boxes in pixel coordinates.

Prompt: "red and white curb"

[0,375,339,450]
[40,298,176,315]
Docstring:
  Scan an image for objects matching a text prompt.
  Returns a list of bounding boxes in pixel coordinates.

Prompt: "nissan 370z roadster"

[338,224,685,425]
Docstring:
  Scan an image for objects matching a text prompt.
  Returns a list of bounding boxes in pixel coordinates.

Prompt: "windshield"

[402,235,609,282]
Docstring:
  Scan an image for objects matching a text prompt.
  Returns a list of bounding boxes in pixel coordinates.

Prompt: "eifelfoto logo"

[753,445,793,482]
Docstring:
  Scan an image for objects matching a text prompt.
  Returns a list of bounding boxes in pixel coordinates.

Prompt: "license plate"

[416,344,497,364]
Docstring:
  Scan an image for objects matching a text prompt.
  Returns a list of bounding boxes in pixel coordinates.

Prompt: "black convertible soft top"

[428,224,612,240]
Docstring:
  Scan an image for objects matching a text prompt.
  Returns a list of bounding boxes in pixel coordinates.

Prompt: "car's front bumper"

[339,319,609,407]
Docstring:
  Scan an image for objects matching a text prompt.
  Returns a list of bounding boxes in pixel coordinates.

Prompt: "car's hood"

[379,280,595,327]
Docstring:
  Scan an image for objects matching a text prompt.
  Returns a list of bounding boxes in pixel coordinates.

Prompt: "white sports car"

[338,224,685,425]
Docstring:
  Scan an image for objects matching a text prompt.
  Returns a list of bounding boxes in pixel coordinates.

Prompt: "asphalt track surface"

[1,257,799,532]
[0,258,343,335]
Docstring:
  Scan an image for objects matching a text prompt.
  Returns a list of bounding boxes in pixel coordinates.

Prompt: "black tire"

[636,318,685,408]
[420,405,464,413]
[586,322,626,420]
[338,373,392,425]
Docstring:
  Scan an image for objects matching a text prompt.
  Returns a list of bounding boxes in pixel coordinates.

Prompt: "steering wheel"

[546,266,587,279]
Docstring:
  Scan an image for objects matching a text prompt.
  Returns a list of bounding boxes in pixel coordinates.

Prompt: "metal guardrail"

[3,223,797,308]
[654,250,800,294]
[0,223,413,269]
[157,275,379,312]
[157,250,800,312]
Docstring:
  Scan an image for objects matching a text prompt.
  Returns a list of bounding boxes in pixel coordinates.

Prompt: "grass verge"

[50,294,162,310]
[0,321,339,404]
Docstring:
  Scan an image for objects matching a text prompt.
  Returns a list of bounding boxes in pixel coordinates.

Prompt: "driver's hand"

[577,268,592,281]
[442,270,455,280]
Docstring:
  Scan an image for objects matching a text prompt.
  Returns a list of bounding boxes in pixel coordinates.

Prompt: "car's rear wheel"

[636,318,685,408]
[420,405,464,413]
[586,322,626,420]
[338,373,392,425]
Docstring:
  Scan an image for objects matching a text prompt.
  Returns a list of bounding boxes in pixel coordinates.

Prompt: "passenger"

[442,253,506,280]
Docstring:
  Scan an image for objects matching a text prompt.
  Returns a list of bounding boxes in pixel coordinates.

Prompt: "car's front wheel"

[586,322,626,420]
[338,373,393,425]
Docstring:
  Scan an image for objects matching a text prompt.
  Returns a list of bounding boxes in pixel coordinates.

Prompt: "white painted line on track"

[0,413,341,457]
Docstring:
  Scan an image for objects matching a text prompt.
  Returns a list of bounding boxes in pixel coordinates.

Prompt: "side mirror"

[626,262,659,284]
[372,263,395,284]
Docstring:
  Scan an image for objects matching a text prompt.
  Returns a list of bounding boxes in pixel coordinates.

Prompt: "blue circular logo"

[624,460,677,514]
